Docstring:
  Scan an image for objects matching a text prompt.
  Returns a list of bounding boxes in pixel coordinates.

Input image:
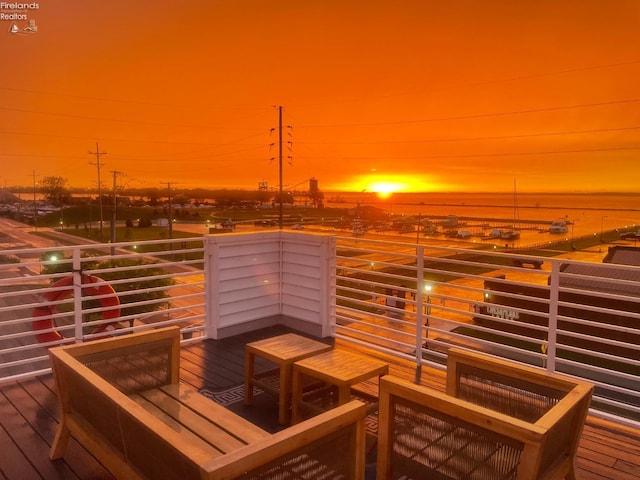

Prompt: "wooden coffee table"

[291,349,389,424]
[244,333,332,425]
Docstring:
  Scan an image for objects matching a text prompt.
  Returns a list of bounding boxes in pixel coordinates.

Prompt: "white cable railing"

[334,235,640,426]
[1,232,639,426]
[0,238,206,383]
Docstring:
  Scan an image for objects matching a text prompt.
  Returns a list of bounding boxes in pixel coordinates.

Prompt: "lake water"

[324,191,640,247]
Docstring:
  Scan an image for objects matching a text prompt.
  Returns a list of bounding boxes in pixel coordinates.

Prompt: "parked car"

[254,220,277,226]
[620,230,640,240]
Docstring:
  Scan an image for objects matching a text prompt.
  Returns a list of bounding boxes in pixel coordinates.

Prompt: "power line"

[285,59,640,108]
[297,98,640,129]
[0,105,264,131]
[0,129,268,148]
[294,125,640,146]
[3,59,638,111]
[340,145,640,161]
[0,86,274,112]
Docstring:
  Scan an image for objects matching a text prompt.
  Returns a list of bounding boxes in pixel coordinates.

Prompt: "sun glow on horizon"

[352,173,440,194]
[368,181,405,198]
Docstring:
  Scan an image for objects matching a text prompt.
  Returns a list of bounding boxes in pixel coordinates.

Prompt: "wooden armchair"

[377,348,593,480]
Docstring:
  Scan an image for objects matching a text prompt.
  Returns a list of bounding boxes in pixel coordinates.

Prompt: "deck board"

[0,325,638,480]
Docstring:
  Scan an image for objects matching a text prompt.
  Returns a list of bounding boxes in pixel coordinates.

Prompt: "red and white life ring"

[32,274,121,344]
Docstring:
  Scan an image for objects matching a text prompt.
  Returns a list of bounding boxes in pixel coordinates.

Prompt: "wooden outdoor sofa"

[377,348,594,480]
[48,326,367,480]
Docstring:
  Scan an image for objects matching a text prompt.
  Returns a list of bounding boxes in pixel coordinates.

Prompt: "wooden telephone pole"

[89,142,107,240]
[278,106,283,230]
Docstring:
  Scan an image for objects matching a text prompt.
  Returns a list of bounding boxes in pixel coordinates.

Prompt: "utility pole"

[30,171,39,231]
[270,106,292,229]
[278,105,283,230]
[89,142,106,240]
[110,171,122,252]
[162,182,175,239]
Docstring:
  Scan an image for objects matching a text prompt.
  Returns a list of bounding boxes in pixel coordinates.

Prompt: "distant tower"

[309,177,319,195]
[258,180,268,192]
[309,177,323,208]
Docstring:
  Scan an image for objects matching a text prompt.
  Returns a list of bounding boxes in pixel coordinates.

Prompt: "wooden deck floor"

[1,325,639,480]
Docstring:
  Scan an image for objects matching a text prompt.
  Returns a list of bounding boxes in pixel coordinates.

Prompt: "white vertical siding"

[205,232,336,338]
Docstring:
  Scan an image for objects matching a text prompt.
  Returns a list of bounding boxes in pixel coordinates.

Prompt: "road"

[0,217,61,249]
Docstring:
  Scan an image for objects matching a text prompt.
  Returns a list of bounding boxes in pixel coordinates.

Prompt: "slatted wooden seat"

[377,348,594,480]
[49,326,367,480]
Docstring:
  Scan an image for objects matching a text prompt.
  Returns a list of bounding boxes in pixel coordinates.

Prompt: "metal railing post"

[203,236,217,340]
[415,245,424,383]
[72,247,83,342]
[547,260,560,373]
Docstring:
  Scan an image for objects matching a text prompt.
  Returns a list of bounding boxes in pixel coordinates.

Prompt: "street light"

[414,282,433,383]
[423,284,432,326]
[600,216,607,243]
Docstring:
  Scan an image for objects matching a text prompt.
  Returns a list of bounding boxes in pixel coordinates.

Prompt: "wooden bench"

[377,347,593,480]
[49,326,367,480]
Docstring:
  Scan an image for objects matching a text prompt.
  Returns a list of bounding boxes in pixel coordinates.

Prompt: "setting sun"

[340,173,441,194]
[368,181,405,198]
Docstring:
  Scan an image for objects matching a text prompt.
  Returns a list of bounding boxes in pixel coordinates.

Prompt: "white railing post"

[320,235,337,337]
[415,246,424,383]
[204,236,219,340]
[72,247,83,342]
[279,237,284,315]
[547,260,560,373]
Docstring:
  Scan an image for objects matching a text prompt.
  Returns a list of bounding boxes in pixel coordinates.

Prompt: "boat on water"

[440,214,459,227]
[488,228,520,240]
[549,219,569,234]
[500,229,520,240]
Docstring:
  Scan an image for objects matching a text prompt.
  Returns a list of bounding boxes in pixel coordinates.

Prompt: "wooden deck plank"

[0,390,42,480]
[182,324,298,390]
[0,325,637,480]
[0,381,81,480]
[576,457,640,480]
[4,377,116,480]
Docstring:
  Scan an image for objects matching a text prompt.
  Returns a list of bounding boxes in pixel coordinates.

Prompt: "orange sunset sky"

[1,0,639,193]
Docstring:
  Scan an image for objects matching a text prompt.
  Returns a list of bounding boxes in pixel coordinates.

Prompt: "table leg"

[279,365,291,425]
[338,385,351,406]
[244,350,254,406]
[291,368,303,424]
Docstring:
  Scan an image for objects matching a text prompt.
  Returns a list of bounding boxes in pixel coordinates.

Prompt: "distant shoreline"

[343,202,640,212]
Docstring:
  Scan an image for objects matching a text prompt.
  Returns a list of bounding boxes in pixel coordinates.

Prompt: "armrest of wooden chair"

[209,400,367,480]
[377,375,545,480]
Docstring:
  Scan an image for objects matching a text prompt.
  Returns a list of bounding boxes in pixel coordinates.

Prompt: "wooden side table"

[244,333,331,425]
[291,350,389,424]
